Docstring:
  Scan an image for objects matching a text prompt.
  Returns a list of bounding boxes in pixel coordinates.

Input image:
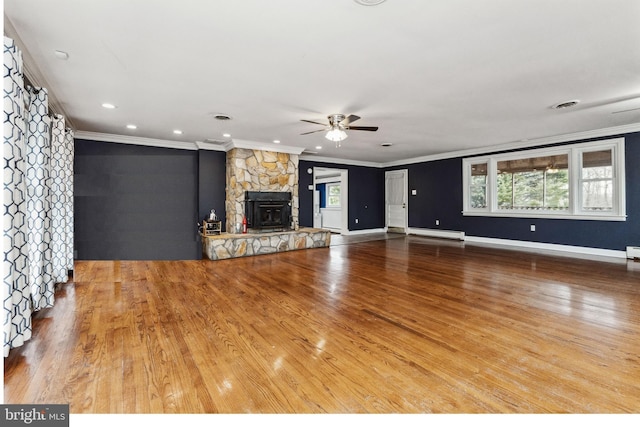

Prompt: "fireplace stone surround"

[225,147,299,234]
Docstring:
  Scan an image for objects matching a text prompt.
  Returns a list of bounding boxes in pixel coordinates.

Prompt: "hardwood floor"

[4,235,640,413]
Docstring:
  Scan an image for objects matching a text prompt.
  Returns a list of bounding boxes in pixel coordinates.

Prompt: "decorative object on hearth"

[202,219,222,236]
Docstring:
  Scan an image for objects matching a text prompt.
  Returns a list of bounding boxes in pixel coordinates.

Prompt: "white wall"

[320,208,342,231]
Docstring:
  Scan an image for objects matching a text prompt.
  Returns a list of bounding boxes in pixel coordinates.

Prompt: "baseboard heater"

[627,246,640,260]
[407,228,465,240]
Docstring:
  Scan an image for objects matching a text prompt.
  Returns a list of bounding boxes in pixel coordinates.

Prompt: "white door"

[385,169,408,232]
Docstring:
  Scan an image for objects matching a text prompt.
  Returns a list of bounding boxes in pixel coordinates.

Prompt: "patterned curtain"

[25,87,55,311]
[50,116,74,283]
[63,129,75,272]
[3,37,74,356]
[3,36,32,356]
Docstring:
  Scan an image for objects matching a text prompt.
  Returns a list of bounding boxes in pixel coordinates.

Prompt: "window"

[326,183,341,208]
[581,150,613,211]
[463,138,625,221]
[470,163,488,209]
[496,153,569,211]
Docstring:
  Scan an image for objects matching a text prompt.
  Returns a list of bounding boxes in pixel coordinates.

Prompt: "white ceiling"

[5,0,640,165]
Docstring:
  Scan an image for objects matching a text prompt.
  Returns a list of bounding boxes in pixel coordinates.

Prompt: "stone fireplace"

[225,148,299,233]
[202,146,329,260]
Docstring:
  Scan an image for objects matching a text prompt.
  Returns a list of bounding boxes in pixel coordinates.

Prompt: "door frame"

[385,169,408,233]
[313,167,349,235]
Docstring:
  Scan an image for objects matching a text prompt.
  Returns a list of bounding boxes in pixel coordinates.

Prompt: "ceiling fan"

[300,114,378,147]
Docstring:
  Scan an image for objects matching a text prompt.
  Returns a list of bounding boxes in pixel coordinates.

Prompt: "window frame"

[325,182,341,208]
[462,138,626,221]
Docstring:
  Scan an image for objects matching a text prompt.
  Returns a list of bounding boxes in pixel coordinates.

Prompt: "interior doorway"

[313,167,348,234]
[385,169,408,233]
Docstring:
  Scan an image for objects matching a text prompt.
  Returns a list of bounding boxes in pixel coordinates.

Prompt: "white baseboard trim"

[407,228,465,240]
[344,228,388,236]
[464,235,627,260]
[323,228,341,233]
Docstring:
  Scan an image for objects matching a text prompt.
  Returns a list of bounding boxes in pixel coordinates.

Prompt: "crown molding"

[230,139,306,155]
[196,139,306,154]
[194,140,227,151]
[75,131,198,150]
[299,154,383,168]
[382,122,640,167]
[77,121,640,167]
[75,132,308,155]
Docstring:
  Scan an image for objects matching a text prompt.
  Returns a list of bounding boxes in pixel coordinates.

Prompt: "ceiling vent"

[552,100,580,109]
[212,113,232,121]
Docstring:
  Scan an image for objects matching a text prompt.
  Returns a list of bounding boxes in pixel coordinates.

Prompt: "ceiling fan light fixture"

[325,128,347,143]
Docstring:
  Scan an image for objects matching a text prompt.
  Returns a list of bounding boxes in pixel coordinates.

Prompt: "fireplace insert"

[244,191,292,232]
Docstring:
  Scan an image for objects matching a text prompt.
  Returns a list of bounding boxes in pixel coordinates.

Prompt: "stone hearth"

[202,228,331,261]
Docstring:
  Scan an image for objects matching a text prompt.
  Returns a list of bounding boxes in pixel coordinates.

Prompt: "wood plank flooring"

[4,236,640,413]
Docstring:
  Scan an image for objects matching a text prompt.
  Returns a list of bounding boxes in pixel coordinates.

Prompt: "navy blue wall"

[74,139,200,260]
[397,132,640,251]
[316,183,327,208]
[299,160,385,231]
[198,149,227,230]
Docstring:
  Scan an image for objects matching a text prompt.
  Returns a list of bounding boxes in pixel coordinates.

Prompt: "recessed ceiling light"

[315,146,323,150]
[126,124,137,130]
[173,129,183,135]
[222,133,231,138]
[101,103,116,109]
[273,140,280,144]
[552,100,580,109]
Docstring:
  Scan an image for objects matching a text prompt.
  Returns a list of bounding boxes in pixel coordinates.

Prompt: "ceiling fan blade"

[347,126,378,131]
[300,119,327,126]
[344,114,361,125]
[300,129,327,135]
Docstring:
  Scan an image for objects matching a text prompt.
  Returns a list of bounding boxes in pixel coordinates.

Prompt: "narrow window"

[470,163,488,209]
[581,149,613,212]
[326,183,341,208]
